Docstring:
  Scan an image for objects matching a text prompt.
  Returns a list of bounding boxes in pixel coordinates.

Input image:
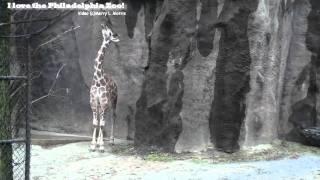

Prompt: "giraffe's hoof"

[110,137,115,145]
[99,146,105,153]
[99,149,105,153]
[89,144,97,152]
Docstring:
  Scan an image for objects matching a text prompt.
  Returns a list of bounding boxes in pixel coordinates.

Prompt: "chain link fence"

[0,0,31,177]
[0,142,27,180]
[0,75,28,180]
[0,40,31,180]
[1,0,97,179]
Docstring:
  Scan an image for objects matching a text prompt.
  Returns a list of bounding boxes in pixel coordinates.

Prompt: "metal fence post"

[25,37,31,180]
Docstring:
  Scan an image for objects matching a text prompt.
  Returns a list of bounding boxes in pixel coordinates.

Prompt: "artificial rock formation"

[13,0,320,153]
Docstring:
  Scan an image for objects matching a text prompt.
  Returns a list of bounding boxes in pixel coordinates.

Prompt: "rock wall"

[209,0,258,153]
[16,0,320,153]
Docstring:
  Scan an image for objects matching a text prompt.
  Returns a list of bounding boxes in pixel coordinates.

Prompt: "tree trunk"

[0,0,13,179]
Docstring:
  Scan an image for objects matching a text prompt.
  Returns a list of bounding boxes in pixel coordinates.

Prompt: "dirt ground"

[30,140,320,180]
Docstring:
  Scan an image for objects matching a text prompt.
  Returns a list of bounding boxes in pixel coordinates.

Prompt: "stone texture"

[279,0,312,140]
[305,0,320,128]
[174,0,224,153]
[209,0,258,153]
[197,0,218,57]
[244,0,286,146]
[287,0,320,143]
[134,0,197,151]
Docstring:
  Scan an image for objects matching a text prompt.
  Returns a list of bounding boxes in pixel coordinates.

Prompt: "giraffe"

[89,24,119,152]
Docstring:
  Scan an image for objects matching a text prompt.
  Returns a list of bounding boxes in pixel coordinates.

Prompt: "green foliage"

[190,158,210,164]
[145,152,174,162]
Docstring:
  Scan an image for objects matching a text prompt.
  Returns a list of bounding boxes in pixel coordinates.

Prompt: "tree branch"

[0,0,99,38]
[31,64,66,104]
[0,11,70,38]
[0,17,54,26]
[32,25,80,55]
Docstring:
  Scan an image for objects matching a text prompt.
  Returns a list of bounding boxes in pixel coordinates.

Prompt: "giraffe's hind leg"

[110,94,117,145]
[89,93,99,152]
[90,108,98,151]
[97,107,106,152]
[110,107,116,145]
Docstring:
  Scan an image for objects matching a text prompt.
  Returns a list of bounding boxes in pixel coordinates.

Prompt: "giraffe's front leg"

[97,110,105,152]
[90,112,98,151]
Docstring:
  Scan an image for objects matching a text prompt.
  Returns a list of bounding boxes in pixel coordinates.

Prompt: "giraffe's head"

[101,24,120,43]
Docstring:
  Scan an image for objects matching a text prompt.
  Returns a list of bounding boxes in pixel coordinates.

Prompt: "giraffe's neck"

[93,39,109,79]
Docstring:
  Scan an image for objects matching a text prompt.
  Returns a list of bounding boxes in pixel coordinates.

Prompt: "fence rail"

[0,76,27,80]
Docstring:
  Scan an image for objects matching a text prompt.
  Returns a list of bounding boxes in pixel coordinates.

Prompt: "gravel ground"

[30,141,320,180]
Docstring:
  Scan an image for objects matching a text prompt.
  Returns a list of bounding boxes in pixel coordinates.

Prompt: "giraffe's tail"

[112,82,118,118]
[112,94,117,117]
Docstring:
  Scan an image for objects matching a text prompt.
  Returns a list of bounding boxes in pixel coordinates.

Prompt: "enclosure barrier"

[0,39,31,180]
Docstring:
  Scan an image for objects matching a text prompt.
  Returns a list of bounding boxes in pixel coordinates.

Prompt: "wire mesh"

[0,75,28,180]
[0,115,27,180]
[0,142,26,180]
[0,25,29,180]
[1,0,74,179]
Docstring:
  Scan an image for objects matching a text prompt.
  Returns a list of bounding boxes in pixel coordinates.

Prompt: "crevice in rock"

[287,62,317,143]
[134,0,197,152]
[209,0,258,153]
[125,0,144,38]
[286,0,320,143]
[197,0,218,57]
